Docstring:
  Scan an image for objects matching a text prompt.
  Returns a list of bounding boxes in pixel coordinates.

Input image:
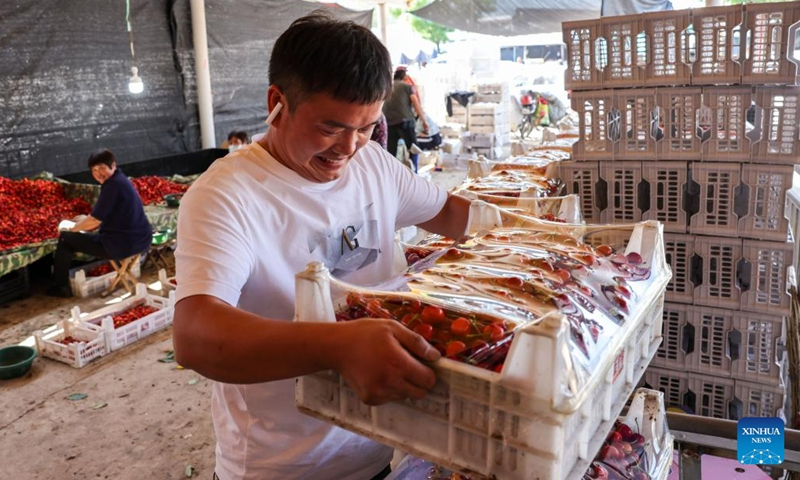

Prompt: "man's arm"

[71,215,101,232]
[173,295,441,405]
[417,193,471,240]
[410,94,429,133]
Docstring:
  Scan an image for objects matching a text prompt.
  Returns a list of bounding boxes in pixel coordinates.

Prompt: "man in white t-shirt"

[172,12,471,480]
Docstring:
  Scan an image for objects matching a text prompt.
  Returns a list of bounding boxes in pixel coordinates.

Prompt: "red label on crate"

[613,349,625,383]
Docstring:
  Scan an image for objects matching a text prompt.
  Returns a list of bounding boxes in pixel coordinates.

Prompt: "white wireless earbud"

[265,102,283,126]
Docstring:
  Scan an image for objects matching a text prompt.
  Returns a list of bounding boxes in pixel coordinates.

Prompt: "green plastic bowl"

[164,193,184,208]
[152,230,173,245]
[0,345,36,380]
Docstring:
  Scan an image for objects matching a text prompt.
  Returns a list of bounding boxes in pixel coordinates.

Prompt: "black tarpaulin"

[410,0,602,36]
[0,0,371,179]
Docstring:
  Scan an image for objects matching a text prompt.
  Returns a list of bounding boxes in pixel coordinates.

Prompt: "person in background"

[384,68,428,172]
[226,131,250,152]
[172,12,470,480]
[46,149,152,298]
[370,112,388,150]
[415,113,441,151]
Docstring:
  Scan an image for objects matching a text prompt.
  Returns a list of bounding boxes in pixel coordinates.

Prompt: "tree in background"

[391,0,453,54]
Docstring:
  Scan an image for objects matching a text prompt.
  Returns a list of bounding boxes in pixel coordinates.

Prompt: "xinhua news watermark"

[738,417,784,465]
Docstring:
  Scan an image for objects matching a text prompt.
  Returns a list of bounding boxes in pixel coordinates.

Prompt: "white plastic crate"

[655,88,703,160]
[739,163,792,242]
[740,239,793,316]
[693,236,742,310]
[68,257,142,298]
[732,379,787,420]
[571,91,616,161]
[687,162,741,238]
[641,161,689,233]
[73,284,175,352]
[558,161,602,223]
[752,87,800,165]
[614,89,657,160]
[652,303,733,379]
[599,161,643,224]
[644,367,734,419]
[34,319,108,368]
[663,233,694,304]
[295,219,671,480]
[700,87,754,162]
[731,311,787,386]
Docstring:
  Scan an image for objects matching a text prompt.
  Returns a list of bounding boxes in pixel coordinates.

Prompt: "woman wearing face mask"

[226,131,250,152]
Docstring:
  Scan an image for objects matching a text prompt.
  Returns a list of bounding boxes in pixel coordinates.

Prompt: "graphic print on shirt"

[306,202,381,276]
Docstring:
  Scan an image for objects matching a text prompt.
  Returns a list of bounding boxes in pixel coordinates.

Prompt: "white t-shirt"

[175,140,447,480]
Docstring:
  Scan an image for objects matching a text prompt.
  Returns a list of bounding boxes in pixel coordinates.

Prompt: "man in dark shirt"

[382,69,428,171]
[46,149,153,297]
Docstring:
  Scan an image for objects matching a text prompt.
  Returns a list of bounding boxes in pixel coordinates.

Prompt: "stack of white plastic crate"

[464,83,511,159]
[561,3,799,422]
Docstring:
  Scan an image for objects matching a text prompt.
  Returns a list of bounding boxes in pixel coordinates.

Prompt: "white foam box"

[34,319,108,368]
[69,257,142,298]
[294,219,671,480]
[462,133,495,149]
[446,114,468,125]
[441,138,462,154]
[440,123,466,139]
[470,102,507,116]
[73,283,175,351]
[471,125,510,135]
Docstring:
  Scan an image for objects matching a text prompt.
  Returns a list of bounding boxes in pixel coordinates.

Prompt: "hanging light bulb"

[128,66,144,94]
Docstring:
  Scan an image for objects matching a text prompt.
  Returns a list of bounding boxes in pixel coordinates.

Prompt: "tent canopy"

[410,0,602,36]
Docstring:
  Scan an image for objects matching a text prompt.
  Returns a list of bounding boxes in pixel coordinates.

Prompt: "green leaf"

[92,402,108,410]
[67,393,88,401]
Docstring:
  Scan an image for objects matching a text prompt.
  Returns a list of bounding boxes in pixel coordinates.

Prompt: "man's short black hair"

[393,69,406,81]
[87,149,116,169]
[228,130,249,143]
[269,11,393,110]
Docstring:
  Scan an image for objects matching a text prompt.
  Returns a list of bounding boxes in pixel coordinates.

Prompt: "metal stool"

[102,254,140,297]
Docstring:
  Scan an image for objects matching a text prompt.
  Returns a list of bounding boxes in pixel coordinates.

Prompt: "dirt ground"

[0,167,471,480]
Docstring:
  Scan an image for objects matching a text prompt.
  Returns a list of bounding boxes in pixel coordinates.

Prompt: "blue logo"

[738,417,784,465]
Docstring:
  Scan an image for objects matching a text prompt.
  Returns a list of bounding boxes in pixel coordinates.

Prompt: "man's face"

[91,162,116,184]
[269,92,382,183]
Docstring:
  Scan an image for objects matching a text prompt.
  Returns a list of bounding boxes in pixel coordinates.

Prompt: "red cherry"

[589,463,609,479]
[504,276,524,289]
[492,363,503,373]
[617,424,633,440]
[620,442,633,455]
[450,317,471,336]
[608,431,623,444]
[596,245,614,257]
[599,445,621,461]
[413,324,434,341]
[629,433,646,447]
[421,306,446,324]
[626,252,643,265]
[483,324,505,342]
[445,340,467,357]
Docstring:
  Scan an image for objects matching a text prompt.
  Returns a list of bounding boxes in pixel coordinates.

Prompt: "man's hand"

[331,318,441,405]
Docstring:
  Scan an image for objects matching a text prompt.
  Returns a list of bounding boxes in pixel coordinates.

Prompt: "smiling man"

[172,11,471,480]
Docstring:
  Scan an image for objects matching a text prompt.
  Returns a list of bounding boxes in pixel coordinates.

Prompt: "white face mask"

[228,144,242,153]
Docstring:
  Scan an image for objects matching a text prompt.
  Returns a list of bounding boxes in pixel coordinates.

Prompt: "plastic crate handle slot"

[746,101,762,146]
[638,178,650,216]
[681,322,695,355]
[683,174,701,220]
[731,23,743,64]
[595,177,609,213]
[737,258,751,292]
[728,328,741,361]
[635,31,650,68]
[788,21,800,80]
[681,24,697,66]
[607,108,621,142]
[733,181,750,220]
[690,253,703,288]
[729,397,743,421]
